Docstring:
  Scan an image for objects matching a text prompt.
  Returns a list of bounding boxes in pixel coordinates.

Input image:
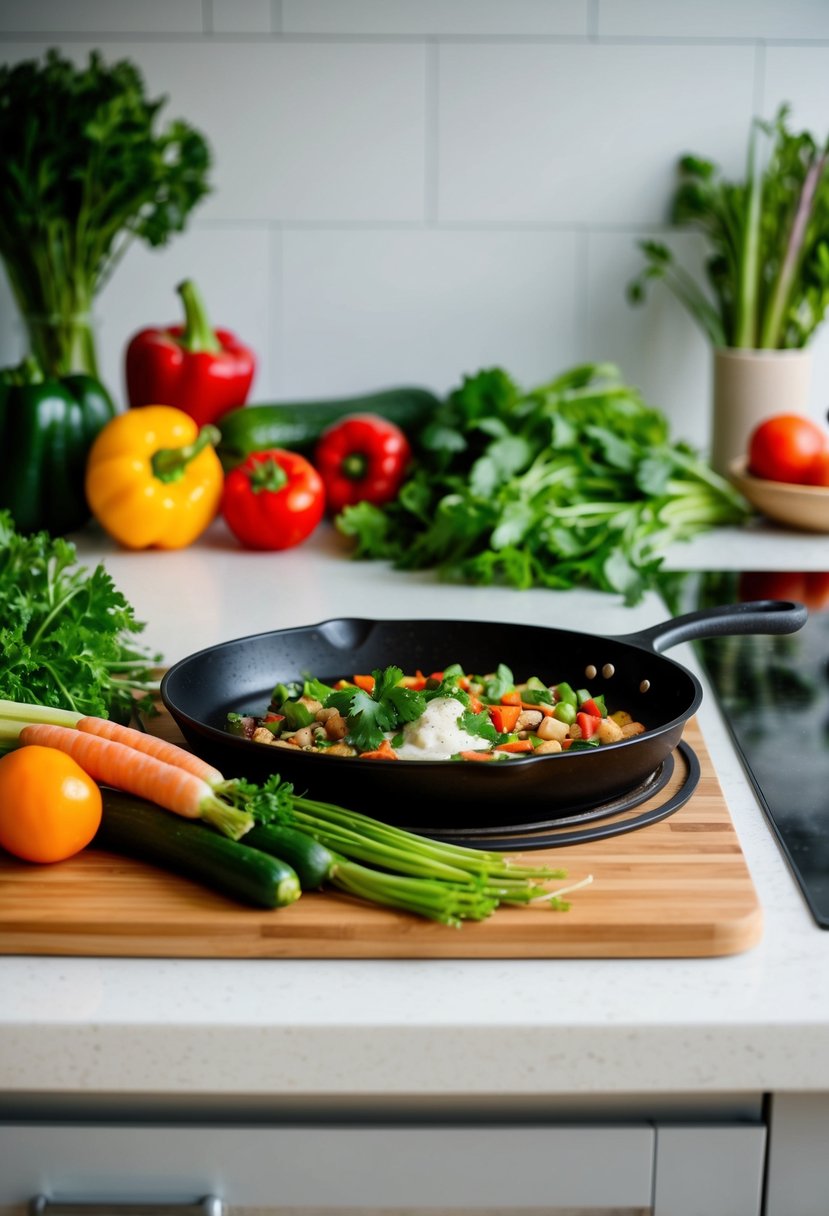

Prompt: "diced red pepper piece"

[581,698,603,718]
[353,674,375,692]
[576,711,599,739]
[488,704,521,733]
[467,693,484,715]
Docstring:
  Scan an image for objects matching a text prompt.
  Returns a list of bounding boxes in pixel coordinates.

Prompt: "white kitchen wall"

[2,0,829,452]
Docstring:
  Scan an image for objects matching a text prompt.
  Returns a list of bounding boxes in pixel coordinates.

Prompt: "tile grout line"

[424,40,440,226]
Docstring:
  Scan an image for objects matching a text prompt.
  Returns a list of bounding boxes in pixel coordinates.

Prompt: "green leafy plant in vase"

[629,106,829,476]
[0,49,212,384]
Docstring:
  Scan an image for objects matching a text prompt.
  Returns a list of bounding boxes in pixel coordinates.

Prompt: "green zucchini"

[216,386,441,468]
[95,791,302,909]
[245,823,334,891]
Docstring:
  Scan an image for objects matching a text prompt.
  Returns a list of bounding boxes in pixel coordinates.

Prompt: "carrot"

[353,674,375,692]
[494,740,534,753]
[458,750,495,762]
[18,724,253,840]
[500,691,521,707]
[76,716,227,789]
[521,699,555,717]
[488,704,521,734]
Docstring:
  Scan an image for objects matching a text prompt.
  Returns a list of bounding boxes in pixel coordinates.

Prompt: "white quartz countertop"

[3,519,829,1103]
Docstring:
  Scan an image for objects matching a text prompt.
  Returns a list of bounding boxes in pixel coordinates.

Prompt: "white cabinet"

[0,1120,766,1215]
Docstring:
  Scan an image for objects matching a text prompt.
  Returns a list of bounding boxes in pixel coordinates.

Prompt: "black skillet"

[161,600,807,829]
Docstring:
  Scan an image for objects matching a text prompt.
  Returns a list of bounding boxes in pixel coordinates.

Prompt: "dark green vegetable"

[96,791,302,910]
[336,364,749,604]
[0,356,118,535]
[0,510,159,721]
[0,48,211,379]
[628,105,829,349]
[217,387,441,468]
[244,823,335,890]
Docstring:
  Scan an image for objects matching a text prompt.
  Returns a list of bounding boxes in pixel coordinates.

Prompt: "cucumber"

[245,823,335,891]
[95,791,302,909]
[217,386,441,467]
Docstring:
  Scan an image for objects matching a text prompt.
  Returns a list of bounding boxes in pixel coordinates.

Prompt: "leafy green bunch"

[629,105,829,349]
[337,364,748,604]
[0,49,211,377]
[0,510,160,721]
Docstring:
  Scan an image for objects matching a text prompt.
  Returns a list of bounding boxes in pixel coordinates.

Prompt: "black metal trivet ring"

[422,741,701,851]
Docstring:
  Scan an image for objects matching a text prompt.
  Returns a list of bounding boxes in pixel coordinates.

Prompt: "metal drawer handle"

[30,1198,223,1216]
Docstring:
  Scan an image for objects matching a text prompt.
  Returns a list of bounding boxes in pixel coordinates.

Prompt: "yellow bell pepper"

[85,405,223,550]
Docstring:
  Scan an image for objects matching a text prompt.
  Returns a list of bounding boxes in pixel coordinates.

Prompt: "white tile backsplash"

[281,0,588,37]
[763,45,829,133]
[0,0,204,34]
[597,0,829,41]
[1,4,828,461]
[437,42,757,224]
[211,0,273,35]
[586,231,714,450]
[279,228,581,399]
[114,41,427,224]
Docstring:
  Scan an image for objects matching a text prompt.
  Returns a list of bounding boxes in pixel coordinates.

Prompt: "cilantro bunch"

[337,364,748,604]
[0,511,160,721]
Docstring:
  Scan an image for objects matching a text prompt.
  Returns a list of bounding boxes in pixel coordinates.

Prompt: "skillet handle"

[616,599,808,655]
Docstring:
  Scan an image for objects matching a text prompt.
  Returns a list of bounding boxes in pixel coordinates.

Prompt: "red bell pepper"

[126,280,256,427]
[576,711,599,740]
[313,412,411,514]
[220,448,325,551]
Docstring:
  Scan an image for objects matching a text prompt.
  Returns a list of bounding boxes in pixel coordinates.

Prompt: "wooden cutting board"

[0,714,762,959]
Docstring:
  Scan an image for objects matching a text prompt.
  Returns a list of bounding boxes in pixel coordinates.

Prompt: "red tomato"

[748,414,828,484]
[738,570,829,612]
[221,448,325,550]
[808,448,829,487]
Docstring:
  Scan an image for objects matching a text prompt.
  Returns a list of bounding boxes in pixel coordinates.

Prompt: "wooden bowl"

[729,457,829,533]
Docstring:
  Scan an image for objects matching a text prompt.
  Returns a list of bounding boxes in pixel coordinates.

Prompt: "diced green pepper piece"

[271,681,302,710]
[554,701,577,725]
[576,688,592,706]
[280,701,315,730]
[225,712,248,737]
[554,681,578,707]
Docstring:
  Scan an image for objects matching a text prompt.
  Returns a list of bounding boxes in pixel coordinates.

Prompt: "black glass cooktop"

[667,570,829,929]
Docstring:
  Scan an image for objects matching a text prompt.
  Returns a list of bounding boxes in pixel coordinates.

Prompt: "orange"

[0,745,102,863]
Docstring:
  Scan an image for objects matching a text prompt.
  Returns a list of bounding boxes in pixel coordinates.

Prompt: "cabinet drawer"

[0,1123,654,1209]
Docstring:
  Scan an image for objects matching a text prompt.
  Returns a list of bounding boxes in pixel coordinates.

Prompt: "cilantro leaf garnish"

[326,665,426,753]
[459,708,500,743]
[477,664,515,702]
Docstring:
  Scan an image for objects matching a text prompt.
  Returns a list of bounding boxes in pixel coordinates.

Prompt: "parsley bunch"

[0,49,210,378]
[0,511,160,721]
[337,364,748,604]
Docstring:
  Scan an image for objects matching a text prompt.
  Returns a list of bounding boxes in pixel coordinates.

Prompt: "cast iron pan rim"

[160,617,705,770]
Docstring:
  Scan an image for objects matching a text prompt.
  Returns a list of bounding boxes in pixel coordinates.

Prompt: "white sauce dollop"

[393,695,486,761]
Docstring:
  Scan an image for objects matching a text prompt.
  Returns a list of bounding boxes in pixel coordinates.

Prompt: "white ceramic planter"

[711,347,813,477]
